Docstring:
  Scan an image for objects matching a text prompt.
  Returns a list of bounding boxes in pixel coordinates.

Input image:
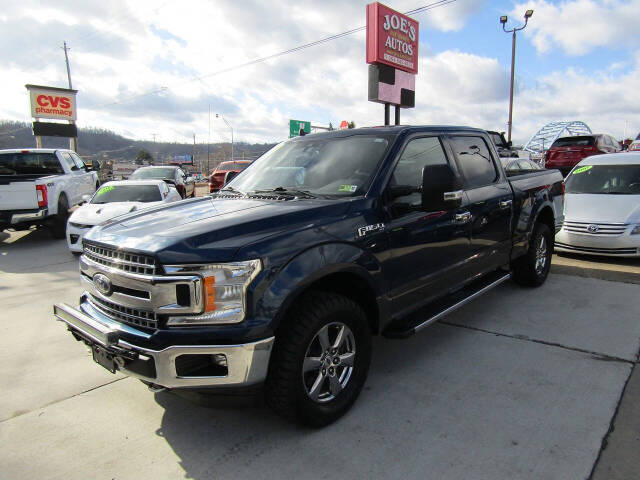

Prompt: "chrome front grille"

[88,294,159,329]
[83,242,156,275]
[562,221,628,236]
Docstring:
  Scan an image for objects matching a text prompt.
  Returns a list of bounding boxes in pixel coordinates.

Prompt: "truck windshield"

[228,135,393,197]
[0,152,63,175]
[565,165,640,194]
[91,185,162,203]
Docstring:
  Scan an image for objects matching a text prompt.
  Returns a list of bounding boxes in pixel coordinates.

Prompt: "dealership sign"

[366,2,419,75]
[26,84,77,121]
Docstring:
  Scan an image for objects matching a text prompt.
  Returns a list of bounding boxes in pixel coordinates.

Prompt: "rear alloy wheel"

[51,195,69,239]
[512,222,553,287]
[265,292,371,427]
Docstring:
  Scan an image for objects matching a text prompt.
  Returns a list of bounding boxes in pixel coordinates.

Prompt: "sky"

[1,0,639,147]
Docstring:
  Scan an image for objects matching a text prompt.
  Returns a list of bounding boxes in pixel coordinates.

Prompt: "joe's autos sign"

[366,2,419,75]
[26,84,77,121]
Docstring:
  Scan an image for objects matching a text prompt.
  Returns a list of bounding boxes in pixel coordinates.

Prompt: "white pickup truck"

[0,148,99,238]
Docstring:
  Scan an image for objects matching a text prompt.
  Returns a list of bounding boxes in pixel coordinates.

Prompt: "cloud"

[0,0,638,146]
[513,0,640,56]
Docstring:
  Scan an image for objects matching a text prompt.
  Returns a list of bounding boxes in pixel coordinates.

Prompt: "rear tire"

[265,292,371,427]
[51,195,69,239]
[512,222,553,287]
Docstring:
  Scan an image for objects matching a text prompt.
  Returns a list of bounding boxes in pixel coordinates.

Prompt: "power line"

[95,0,458,109]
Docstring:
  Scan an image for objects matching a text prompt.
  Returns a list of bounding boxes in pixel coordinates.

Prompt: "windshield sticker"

[96,186,114,195]
[573,165,592,174]
[339,184,358,192]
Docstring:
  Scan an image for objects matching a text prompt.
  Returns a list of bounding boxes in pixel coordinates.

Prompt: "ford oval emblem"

[587,224,600,233]
[93,273,113,296]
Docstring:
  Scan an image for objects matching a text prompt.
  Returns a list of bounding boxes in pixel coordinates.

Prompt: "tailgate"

[546,147,588,166]
[0,180,38,210]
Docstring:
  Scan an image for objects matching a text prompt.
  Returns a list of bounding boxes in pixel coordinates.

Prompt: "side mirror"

[224,170,238,185]
[506,140,513,148]
[421,164,463,210]
[82,194,91,203]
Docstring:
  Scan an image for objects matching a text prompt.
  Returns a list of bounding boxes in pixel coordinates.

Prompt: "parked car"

[0,148,99,238]
[555,152,640,257]
[209,160,252,192]
[54,126,564,426]
[66,180,182,253]
[129,166,194,198]
[627,133,640,152]
[501,158,543,174]
[545,134,621,177]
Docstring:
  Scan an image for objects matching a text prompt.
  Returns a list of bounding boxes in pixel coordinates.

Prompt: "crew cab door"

[58,151,81,205]
[70,152,95,197]
[445,134,513,275]
[382,135,474,317]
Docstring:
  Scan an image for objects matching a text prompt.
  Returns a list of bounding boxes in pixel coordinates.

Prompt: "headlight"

[631,225,640,235]
[166,260,261,326]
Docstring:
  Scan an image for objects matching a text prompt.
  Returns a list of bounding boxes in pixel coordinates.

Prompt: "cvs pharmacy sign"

[26,84,77,121]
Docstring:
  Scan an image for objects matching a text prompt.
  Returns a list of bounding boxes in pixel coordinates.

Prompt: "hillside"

[0,121,275,173]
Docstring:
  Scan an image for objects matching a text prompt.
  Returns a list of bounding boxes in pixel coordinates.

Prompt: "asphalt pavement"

[0,228,638,480]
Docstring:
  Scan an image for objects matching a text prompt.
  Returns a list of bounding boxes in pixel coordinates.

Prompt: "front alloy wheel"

[265,292,371,427]
[302,322,356,403]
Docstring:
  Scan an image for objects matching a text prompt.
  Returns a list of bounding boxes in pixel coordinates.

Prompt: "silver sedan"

[555,152,640,257]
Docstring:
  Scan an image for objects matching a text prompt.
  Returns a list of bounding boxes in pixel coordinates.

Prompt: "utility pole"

[62,41,78,152]
[152,133,157,164]
[207,104,211,175]
[500,10,533,143]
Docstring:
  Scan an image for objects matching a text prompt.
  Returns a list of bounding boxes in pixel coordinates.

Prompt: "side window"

[59,152,77,171]
[450,136,498,188]
[389,136,448,211]
[70,153,85,169]
[610,136,619,149]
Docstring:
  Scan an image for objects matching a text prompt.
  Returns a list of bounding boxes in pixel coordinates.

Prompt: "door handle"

[499,199,513,209]
[455,212,471,223]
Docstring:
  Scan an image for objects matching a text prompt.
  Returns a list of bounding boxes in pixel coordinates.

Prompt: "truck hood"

[69,201,163,226]
[84,196,352,263]
[564,193,640,224]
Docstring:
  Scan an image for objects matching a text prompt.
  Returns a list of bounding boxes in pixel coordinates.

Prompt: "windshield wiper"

[251,187,316,198]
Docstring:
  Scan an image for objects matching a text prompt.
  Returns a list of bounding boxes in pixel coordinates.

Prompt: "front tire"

[265,292,371,427]
[512,222,553,287]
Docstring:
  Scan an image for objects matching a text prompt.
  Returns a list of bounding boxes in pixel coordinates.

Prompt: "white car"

[555,153,640,257]
[66,180,182,253]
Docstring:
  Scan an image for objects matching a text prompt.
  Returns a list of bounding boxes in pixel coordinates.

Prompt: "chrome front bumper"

[53,302,274,389]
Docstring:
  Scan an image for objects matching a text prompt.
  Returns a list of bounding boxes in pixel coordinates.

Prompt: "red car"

[544,134,621,176]
[209,160,251,192]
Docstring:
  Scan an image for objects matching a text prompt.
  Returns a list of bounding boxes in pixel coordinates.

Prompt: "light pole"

[216,113,233,163]
[501,9,533,144]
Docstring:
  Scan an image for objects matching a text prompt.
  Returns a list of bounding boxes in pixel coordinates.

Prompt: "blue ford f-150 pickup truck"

[54,126,564,426]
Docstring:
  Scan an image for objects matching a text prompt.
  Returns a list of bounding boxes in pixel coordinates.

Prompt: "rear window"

[0,153,63,175]
[551,136,595,148]
[130,168,175,180]
[91,184,162,203]
[216,162,250,171]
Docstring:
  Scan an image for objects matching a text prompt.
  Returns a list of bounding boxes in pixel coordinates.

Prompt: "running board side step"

[383,271,511,339]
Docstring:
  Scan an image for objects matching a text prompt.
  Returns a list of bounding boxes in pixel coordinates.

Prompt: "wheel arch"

[261,244,385,337]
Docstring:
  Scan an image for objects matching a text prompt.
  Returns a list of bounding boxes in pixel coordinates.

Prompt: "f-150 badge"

[358,223,385,237]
